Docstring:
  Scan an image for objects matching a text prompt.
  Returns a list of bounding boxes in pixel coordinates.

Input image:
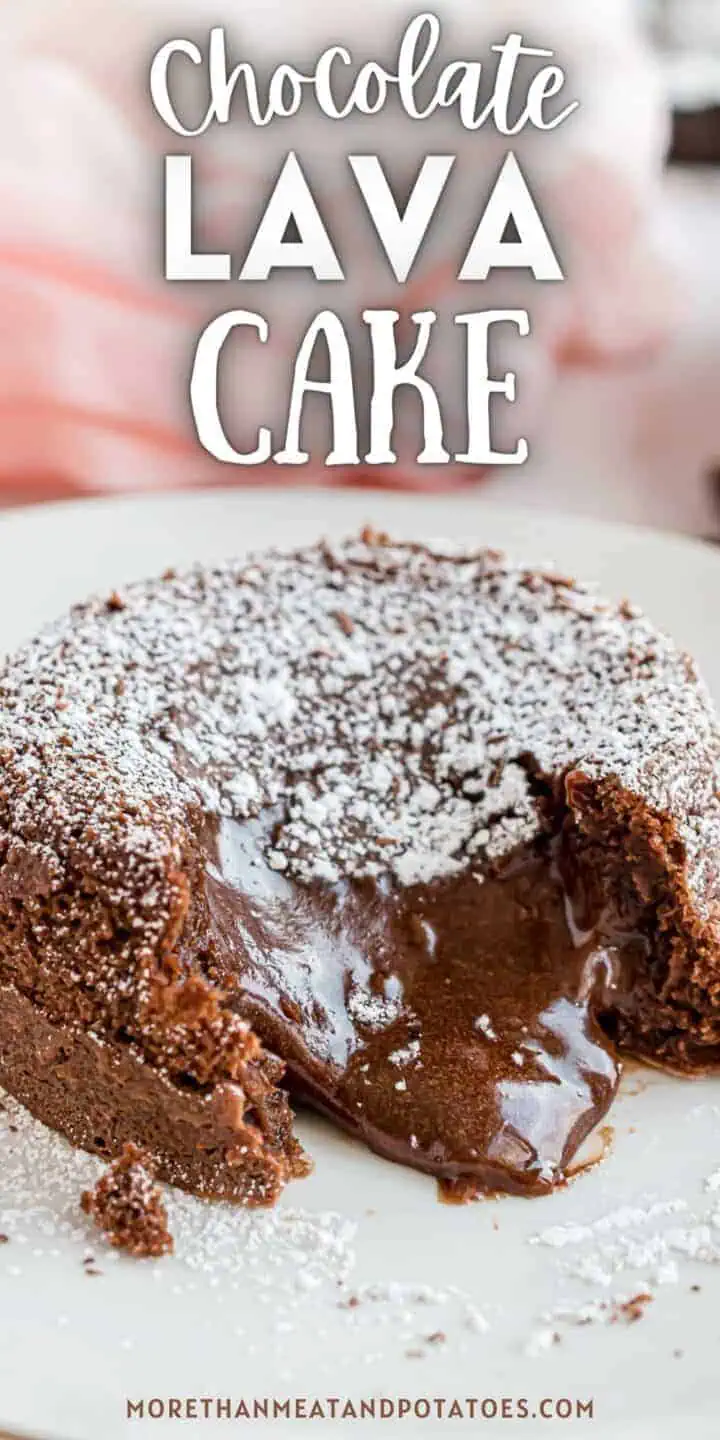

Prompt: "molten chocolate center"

[203,817,643,1196]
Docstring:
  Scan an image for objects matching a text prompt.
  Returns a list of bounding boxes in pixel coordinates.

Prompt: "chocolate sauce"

[204,817,640,1197]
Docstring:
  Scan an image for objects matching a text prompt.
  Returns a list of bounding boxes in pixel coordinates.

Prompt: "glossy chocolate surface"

[204,816,637,1196]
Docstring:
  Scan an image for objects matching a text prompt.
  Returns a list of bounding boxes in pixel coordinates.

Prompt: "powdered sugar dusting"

[0,533,717,910]
[388,1039,421,1068]
[473,1014,497,1041]
[530,1199,691,1251]
[526,1175,720,1353]
[0,1089,356,1293]
[0,1090,490,1359]
[6,1078,720,1368]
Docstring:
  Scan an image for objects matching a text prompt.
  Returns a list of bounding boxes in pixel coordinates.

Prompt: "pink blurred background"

[1,0,719,535]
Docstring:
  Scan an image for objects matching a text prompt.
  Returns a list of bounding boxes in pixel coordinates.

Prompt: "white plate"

[0,490,719,1440]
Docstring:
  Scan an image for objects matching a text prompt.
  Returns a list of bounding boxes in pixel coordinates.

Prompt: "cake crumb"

[611,1291,653,1325]
[333,610,355,637]
[81,1144,173,1258]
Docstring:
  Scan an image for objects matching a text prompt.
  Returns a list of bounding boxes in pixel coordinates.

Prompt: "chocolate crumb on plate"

[81,1144,173,1258]
[613,1292,654,1325]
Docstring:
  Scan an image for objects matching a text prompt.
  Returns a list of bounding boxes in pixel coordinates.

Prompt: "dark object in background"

[707,464,720,542]
[646,0,720,163]
[671,108,720,164]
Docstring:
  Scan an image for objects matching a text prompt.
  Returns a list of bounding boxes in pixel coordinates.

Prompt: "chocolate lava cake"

[0,530,719,1205]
